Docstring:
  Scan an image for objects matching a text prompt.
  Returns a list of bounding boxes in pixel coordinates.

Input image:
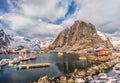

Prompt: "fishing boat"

[0,59,9,67]
[0,62,7,67]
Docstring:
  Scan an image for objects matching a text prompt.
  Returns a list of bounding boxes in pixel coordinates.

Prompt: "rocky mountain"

[10,36,37,50]
[0,29,53,50]
[40,39,53,49]
[10,37,53,50]
[31,39,53,50]
[0,29,11,49]
[48,20,113,52]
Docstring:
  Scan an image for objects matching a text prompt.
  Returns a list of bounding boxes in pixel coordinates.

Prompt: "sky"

[0,0,120,40]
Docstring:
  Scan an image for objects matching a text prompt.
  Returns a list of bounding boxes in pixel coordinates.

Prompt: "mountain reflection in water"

[0,52,91,83]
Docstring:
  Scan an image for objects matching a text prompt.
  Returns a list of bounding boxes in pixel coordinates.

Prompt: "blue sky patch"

[0,0,10,13]
[55,1,77,25]
[65,1,77,18]
[0,20,9,29]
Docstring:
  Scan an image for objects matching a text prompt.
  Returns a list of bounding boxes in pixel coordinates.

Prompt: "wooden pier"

[16,63,50,70]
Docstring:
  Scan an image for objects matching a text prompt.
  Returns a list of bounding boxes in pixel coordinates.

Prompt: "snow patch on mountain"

[110,37,120,48]
[10,36,34,50]
[97,31,108,41]
[112,40,120,46]
[41,39,53,49]
[10,36,54,50]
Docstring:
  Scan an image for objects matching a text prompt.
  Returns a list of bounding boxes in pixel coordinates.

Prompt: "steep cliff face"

[0,29,11,49]
[48,20,113,51]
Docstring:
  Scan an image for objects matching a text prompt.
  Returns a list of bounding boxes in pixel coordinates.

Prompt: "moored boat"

[0,59,9,67]
[0,62,7,67]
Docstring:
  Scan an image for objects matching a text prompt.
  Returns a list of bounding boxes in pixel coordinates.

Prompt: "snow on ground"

[90,63,120,83]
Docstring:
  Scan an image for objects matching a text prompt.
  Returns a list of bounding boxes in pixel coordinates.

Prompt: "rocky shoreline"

[34,54,119,83]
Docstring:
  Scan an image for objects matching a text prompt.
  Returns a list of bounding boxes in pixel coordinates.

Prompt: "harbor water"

[0,52,90,83]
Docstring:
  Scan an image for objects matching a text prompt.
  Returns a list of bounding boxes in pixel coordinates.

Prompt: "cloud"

[3,12,64,39]
[76,0,120,33]
[61,18,75,28]
[1,0,120,40]
[20,0,70,22]
[2,0,75,39]
[99,20,120,34]
[0,16,3,19]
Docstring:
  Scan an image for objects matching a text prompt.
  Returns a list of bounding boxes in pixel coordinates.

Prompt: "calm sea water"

[0,52,89,83]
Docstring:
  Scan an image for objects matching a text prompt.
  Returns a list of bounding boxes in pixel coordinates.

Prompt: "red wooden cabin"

[95,50,111,56]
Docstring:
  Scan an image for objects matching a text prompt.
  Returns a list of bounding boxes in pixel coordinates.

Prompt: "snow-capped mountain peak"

[0,29,54,50]
[10,36,54,50]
